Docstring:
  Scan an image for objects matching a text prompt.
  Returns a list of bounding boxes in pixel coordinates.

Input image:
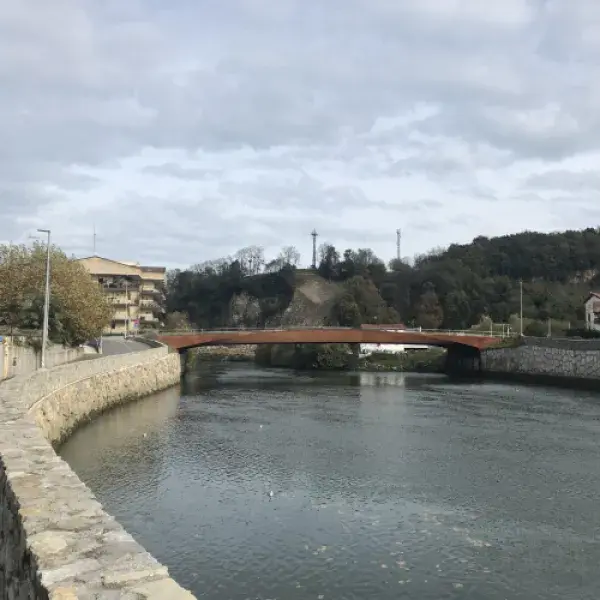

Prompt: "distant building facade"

[359,324,431,355]
[77,256,166,335]
[584,292,600,331]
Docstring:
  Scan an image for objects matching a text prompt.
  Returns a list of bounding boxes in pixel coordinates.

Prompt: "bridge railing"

[156,326,511,338]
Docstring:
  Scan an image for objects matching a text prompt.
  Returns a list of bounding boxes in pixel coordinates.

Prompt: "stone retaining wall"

[192,344,256,359]
[482,343,600,381]
[0,346,197,599]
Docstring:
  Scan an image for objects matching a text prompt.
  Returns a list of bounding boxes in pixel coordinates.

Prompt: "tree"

[415,285,444,329]
[0,242,112,345]
[279,246,301,267]
[164,311,193,331]
[329,276,400,327]
[317,244,340,280]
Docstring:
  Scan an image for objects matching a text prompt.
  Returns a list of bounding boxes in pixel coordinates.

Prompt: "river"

[60,363,600,599]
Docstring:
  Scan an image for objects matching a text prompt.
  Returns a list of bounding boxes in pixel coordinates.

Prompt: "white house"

[584,292,600,331]
[359,324,432,356]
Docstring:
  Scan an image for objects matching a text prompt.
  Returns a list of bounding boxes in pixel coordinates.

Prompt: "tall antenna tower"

[311,229,318,268]
[396,228,401,262]
[93,223,97,255]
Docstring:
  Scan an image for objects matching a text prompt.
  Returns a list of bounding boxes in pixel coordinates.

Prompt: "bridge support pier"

[179,349,189,376]
[445,345,482,376]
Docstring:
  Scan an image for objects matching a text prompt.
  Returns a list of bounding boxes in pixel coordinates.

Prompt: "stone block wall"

[482,343,600,380]
[0,346,197,599]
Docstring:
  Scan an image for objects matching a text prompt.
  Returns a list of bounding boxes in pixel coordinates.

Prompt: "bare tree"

[248,246,265,275]
[279,245,300,267]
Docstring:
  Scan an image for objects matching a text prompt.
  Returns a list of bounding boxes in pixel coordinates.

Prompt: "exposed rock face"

[0,346,196,599]
[229,272,341,329]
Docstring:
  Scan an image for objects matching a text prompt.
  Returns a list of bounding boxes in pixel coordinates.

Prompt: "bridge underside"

[158,329,497,352]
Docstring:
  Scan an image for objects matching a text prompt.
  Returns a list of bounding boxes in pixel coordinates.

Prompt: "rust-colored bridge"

[157,328,500,351]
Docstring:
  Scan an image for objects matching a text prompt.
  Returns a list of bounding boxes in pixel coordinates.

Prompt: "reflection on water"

[61,364,600,600]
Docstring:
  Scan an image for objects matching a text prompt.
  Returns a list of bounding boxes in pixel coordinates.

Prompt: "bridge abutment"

[445,345,482,376]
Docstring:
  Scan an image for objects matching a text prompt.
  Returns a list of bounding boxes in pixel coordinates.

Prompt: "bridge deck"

[158,328,499,351]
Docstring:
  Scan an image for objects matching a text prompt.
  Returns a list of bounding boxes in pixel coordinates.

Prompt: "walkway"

[100,336,151,355]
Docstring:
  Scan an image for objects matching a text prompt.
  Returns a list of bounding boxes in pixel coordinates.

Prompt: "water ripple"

[60,367,600,600]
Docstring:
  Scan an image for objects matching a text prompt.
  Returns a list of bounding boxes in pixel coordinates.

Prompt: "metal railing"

[157,326,512,337]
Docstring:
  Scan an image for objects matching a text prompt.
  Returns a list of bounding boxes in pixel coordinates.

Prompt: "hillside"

[166,228,600,334]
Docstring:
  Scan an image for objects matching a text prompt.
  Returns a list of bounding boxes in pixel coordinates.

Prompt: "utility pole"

[37,229,51,369]
[396,228,401,262]
[311,229,318,269]
[519,279,524,336]
[124,279,129,339]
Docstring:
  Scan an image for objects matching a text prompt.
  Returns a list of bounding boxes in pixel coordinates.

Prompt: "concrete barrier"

[0,336,84,381]
[0,345,197,599]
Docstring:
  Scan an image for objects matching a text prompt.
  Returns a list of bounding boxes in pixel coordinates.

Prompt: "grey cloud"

[143,164,223,180]
[523,169,600,192]
[3,0,600,264]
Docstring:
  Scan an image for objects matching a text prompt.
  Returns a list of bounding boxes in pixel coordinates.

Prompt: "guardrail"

[157,326,511,337]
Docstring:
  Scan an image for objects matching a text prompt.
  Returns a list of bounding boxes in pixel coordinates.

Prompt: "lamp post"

[37,229,51,369]
[519,279,523,337]
[124,279,129,339]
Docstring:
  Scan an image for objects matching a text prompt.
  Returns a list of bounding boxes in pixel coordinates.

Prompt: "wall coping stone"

[0,345,197,599]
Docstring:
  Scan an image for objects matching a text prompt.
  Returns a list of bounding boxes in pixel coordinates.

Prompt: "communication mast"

[311,229,318,268]
[396,228,401,262]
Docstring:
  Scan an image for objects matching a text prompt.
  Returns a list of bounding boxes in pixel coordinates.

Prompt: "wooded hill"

[166,228,600,335]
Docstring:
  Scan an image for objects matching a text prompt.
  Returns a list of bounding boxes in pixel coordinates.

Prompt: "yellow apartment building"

[77,256,166,335]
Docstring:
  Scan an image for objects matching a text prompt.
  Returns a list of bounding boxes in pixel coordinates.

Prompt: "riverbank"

[0,345,195,599]
[254,343,446,373]
[188,345,256,364]
[359,349,446,372]
[481,337,600,390]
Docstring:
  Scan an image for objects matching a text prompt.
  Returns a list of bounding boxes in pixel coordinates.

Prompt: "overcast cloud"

[2,0,600,268]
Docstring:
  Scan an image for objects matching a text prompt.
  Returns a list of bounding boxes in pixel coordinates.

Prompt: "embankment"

[191,344,256,362]
[0,345,196,599]
[481,337,600,388]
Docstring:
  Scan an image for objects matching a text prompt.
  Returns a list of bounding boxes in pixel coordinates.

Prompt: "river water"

[60,363,600,600]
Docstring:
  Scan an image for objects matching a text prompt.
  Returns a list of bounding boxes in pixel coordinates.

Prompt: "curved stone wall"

[0,346,197,599]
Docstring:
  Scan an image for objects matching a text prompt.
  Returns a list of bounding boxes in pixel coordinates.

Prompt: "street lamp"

[37,229,51,369]
[519,279,523,337]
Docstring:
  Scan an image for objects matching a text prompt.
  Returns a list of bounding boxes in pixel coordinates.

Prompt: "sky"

[2,0,600,269]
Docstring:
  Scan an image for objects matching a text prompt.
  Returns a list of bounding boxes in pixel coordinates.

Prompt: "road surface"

[99,336,150,356]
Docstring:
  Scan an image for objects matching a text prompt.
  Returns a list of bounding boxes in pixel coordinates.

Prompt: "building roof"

[77,255,139,268]
[77,255,166,279]
[587,291,600,301]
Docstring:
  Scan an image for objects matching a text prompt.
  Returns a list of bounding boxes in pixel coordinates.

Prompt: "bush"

[566,328,600,338]
[523,320,548,337]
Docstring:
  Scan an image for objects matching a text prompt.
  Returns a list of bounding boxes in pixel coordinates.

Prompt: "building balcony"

[107,297,130,306]
[139,300,165,313]
[140,315,159,323]
[140,287,161,295]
